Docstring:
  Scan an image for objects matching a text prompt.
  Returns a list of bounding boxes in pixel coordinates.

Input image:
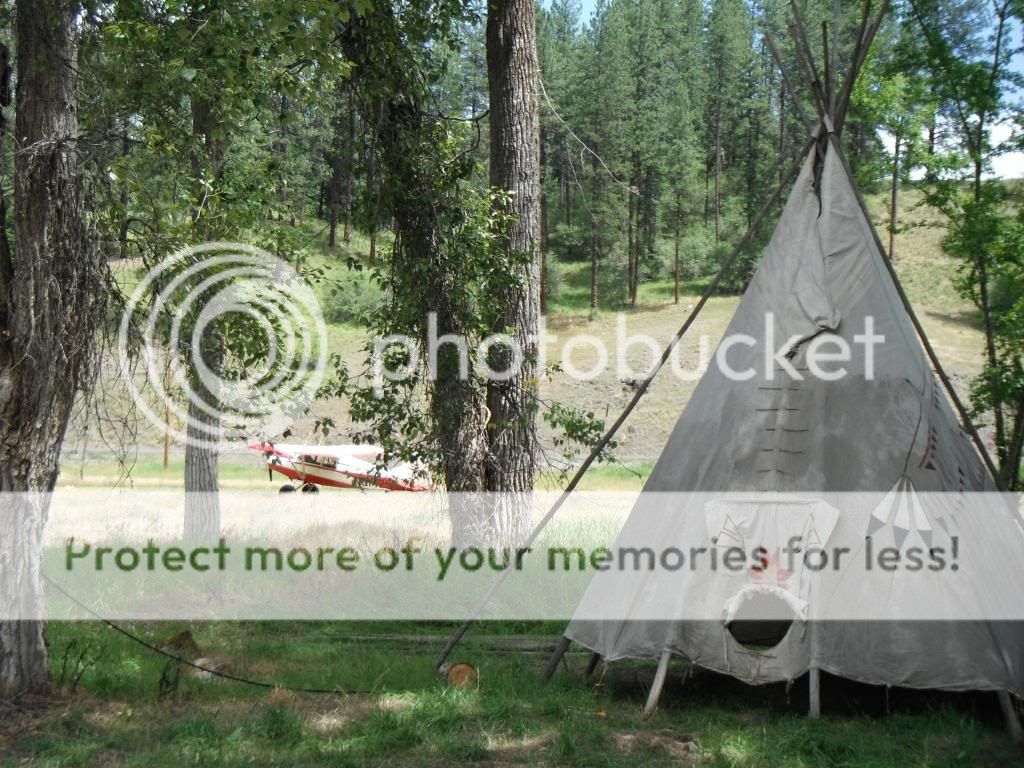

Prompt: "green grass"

[58,454,658,491]
[4,621,1021,766]
[58,456,266,488]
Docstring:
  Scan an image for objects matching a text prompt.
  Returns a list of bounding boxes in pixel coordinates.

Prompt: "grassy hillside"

[61,187,985,489]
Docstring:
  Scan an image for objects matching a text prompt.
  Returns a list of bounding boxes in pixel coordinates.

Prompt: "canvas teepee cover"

[563,141,1024,695]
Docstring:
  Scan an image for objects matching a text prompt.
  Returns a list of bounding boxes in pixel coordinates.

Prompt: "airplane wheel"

[279,484,297,494]
[300,483,320,494]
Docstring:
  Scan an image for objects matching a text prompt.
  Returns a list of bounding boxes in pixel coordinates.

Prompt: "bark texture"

[0,0,104,696]
[345,5,540,545]
[183,89,224,538]
[485,0,541,543]
[326,81,351,249]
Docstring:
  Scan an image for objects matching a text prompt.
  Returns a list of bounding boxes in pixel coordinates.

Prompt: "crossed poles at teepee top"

[767,0,1002,493]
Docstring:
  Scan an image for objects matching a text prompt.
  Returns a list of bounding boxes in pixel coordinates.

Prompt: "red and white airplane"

[249,442,432,493]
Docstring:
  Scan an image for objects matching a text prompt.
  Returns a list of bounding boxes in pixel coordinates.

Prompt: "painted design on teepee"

[755,359,812,492]
[865,477,937,548]
[750,550,793,587]
[714,514,746,550]
[797,509,831,550]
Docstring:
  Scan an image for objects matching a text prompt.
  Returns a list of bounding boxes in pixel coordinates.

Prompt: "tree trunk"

[183,401,221,538]
[888,131,901,261]
[703,160,709,228]
[627,181,635,306]
[539,123,549,315]
[184,83,224,537]
[590,237,599,315]
[972,154,1007,477]
[327,173,340,248]
[714,100,722,245]
[674,192,681,305]
[1007,396,1024,492]
[1,0,103,695]
[561,169,568,225]
[926,81,936,182]
[778,82,786,188]
[275,93,290,224]
[345,21,492,542]
[484,0,541,544]
[343,93,355,243]
[364,121,378,262]
[642,166,655,304]
[118,131,131,260]
[589,157,599,317]
[326,82,346,249]
[183,330,222,540]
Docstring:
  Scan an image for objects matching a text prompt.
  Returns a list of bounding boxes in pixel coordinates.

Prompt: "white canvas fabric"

[564,143,1024,694]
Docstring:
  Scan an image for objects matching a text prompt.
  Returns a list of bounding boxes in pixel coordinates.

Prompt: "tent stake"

[808,668,821,719]
[540,637,571,684]
[997,691,1023,744]
[642,650,673,720]
[584,652,601,679]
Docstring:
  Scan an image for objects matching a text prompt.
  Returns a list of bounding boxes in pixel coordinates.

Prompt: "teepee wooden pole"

[433,136,818,674]
[821,22,832,116]
[997,691,1023,744]
[787,26,827,121]
[832,0,873,134]
[827,133,1007,491]
[787,1,829,115]
[835,0,890,135]
[831,0,841,115]
[642,650,673,719]
[584,652,602,679]
[808,668,822,719]
[764,30,813,132]
[540,636,571,683]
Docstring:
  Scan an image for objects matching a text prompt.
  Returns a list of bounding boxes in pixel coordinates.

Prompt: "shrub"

[322,269,384,325]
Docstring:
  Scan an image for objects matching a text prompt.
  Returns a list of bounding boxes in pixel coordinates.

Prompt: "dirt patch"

[0,697,59,751]
[612,728,705,762]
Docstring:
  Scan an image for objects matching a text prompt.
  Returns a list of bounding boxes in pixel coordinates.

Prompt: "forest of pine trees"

[535,0,902,306]
[53,0,1024,492]
[60,0,1016,321]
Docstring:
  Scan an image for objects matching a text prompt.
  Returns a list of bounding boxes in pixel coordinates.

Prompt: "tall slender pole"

[643,650,673,719]
[163,361,171,473]
[889,131,901,260]
[831,0,841,116]
[997,690,1023,744]
[540,636,571,683]
[809,668,821,719]
[764,30,813,132]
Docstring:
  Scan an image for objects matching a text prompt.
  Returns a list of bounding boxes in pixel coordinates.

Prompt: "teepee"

[437,0,1024,736]
[559,132,1024,712]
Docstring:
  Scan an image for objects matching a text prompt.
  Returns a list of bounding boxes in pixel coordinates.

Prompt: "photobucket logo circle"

[118,242,328,449]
